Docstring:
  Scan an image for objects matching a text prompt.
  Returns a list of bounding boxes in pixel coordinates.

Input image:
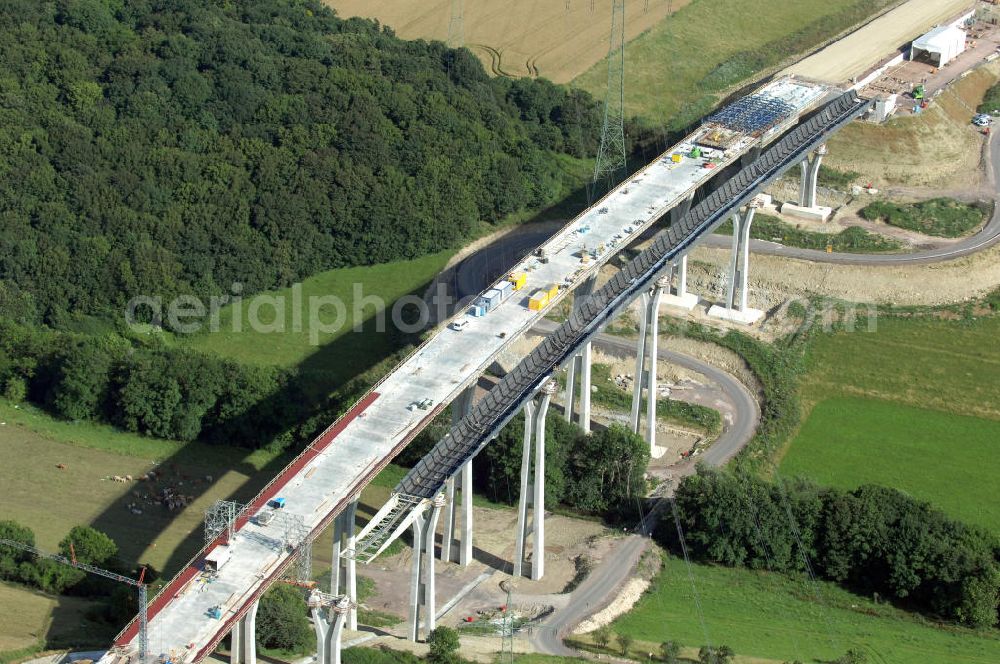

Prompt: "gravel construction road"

[785,0,975,85]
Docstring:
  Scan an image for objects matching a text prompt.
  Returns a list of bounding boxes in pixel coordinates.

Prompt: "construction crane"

[0,538,149,660]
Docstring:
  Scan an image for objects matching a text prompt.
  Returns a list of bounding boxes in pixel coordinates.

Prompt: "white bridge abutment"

[513,378,557,580]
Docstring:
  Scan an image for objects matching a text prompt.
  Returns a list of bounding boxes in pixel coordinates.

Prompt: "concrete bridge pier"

[709,200,764,325]
[229,599,258,664]
[664,196,698,310]
[442,386,475,565]
[513,378,558,580]
[331,497,359,629]
[785,144,831,221]
[310,594,351,664]
[408,493,446,641]
[564,275,597,433]
[630,277,668,454]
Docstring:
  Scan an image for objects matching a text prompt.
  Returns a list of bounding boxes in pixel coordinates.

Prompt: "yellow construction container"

[528,290,549,311]
[671,154,683,163]
[509,272,527,291]
[546,284,560,300]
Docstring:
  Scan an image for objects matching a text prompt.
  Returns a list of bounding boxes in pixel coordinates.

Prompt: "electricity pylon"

[448,0,464,48]
[593,0,626,184]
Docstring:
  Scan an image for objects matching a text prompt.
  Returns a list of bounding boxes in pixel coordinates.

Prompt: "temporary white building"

[911,25,967,68]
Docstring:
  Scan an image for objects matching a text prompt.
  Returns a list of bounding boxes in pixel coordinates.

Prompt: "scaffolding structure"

[204,500,244,547]
[706,93,796,136]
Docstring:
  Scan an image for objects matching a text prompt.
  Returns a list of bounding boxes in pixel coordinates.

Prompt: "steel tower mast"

[593,0,626,183]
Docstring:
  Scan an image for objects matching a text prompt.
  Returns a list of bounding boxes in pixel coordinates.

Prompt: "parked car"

[973,113,992,127]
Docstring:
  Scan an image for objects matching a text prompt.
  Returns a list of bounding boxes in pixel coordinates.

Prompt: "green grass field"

[181,249,456,386]
[780,397,1000,533]
[859,199,989,238]
[777,314,1000,534]
[607,554,1000,663]
[800,316,1000,422]
[574,0,895,125]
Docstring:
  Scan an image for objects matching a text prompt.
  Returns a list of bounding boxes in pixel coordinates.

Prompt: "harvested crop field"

[324,0,686,83]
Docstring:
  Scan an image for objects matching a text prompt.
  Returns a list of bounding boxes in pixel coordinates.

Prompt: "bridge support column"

[230,599,259,664]
[311,594,351,664]
[514,379,557,580]
[630,278,668,454]
[661,253,698,310]
[443,386,475,565]
[408,494,446,641]
[786,144,832,221]
[564,276,596,432]
[331,497,359,629]
[709,200,764,325]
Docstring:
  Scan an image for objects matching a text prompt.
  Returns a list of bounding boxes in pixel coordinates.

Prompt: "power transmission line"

[593,0,626,184]
[448,0,464,48]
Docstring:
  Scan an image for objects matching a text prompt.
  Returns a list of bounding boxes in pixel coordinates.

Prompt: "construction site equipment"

[912,84,925,99]
[509,273,527,291]
[528,290,549,311]
[204,546,231,573]
[0,538,149,660]
[689,146,702,159]
[671,153,683,163]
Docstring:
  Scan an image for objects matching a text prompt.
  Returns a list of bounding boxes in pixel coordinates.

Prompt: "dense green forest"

[664,469,1000,628]
[0,0,604,325]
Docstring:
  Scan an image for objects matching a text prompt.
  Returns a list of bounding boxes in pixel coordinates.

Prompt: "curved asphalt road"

[524,321,760,656]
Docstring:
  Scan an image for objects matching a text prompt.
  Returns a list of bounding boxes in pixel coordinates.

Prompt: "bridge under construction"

[99,76,872,664]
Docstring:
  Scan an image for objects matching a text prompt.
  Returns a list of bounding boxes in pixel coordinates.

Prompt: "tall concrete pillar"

[331,497,359,629]
[513,379,557,580]
[424,495,445,635]
[311,607,327,664]
[327,597,350,664]
[407,515,424,642]
[677,254,689,297]
[443,386,474,564]
[407,494,445,642]
[709,200,763,325]
[578,341,592,435]
[799,144,827,208]
[460,459,473,566]
[243,600,258,664]
[564,276,596,429]
[630,290,650,433]
[230,600,258,664]
[631,281,666,449]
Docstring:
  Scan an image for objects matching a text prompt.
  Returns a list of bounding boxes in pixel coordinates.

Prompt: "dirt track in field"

[324,0,688,83]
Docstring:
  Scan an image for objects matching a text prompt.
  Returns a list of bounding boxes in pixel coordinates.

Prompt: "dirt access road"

[786,0,974,84]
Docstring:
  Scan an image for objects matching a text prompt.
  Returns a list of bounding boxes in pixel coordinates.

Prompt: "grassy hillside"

[574,0,896,126]
[604,554,1000,663]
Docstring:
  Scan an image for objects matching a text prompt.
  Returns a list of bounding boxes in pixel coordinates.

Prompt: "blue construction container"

[469,304,487,317]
